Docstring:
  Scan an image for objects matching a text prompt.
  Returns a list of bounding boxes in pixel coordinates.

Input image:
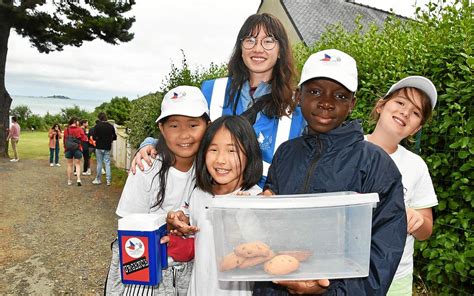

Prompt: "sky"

[6,0,431,102]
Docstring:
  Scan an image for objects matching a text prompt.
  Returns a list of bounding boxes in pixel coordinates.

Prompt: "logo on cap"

[171,91,185,100]
[321,54,341,63]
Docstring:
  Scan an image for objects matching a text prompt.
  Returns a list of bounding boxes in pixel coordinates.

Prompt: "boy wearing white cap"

[367,76,438,295]
[106,86,210,295]
[254,49,407,295]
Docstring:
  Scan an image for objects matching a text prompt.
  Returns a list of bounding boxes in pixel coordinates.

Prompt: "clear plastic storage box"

[206,192,379,281]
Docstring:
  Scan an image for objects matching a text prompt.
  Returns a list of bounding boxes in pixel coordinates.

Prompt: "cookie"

[234,241,271,258]
[219,252,244,271]
[277,250,313,262]
[239,250,275,269]
[263,254,300,275]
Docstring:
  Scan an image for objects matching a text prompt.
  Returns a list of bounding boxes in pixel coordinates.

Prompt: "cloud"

[6,0,258,100]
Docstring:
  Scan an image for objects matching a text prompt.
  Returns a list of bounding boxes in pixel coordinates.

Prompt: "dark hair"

[98,112,108,121]
[195,116,262,194]
[51,123,62,131]
[12,116,17,122]
[79,119,88,126]
[68,117,79,126]
[371,87,433,126]
[227,13,297,118]
[151,114,209,209]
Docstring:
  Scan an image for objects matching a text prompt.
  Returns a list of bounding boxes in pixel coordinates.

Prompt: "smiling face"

[241,27,280,85]
[376,89,424,139]
[159,115,208,170]
[298,78,356,134]
[205,127,247,195]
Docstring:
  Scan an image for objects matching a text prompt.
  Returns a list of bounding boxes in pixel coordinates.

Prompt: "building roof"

[281,0,400,46]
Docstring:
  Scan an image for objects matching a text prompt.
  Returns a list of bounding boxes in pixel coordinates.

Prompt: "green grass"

[8,131,49,160]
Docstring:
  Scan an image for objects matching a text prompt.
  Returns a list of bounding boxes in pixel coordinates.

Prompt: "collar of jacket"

[302,120,364,152]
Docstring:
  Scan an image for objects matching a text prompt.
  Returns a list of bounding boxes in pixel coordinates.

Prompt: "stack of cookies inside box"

[219,241,312,275]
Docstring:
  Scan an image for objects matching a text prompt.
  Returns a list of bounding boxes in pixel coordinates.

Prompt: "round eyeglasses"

[241,36,278,50]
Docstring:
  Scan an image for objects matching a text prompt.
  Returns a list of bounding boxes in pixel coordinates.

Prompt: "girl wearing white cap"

[106,86,210,295]
[366,76,438,295]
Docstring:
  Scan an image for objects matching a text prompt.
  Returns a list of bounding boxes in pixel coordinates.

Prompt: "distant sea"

[11,95,107,116]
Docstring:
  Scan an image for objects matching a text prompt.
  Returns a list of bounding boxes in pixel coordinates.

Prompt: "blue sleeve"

[139,137,158,150]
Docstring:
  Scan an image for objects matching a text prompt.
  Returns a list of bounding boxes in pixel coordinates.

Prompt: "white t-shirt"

[116,159,196,220]
[187,186,261,296]
[389,144,438,279]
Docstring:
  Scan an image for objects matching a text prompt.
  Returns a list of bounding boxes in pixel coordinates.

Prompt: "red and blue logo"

[321,54,332,62]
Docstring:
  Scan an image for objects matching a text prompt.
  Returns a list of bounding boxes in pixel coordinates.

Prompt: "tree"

[94,96,131,125]
[0,0,136,157]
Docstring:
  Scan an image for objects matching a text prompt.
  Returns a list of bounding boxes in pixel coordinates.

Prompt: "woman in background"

[48,123,62,166]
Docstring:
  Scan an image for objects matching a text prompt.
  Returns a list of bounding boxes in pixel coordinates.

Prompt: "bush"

[10,105,32,128]
[127,93,162,148]
[26,114,46,131]
[94,96,131,125]
[60,105,94,124]
[295,1,473,294]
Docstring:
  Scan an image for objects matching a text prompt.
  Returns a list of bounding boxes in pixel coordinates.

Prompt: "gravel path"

[0,158,123,294]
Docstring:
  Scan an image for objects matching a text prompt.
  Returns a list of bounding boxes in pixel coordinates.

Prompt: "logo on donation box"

[121,235,151,281]
[125,238,145,258]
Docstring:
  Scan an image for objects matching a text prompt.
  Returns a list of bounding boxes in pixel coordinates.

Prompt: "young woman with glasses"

[134,13,306,188]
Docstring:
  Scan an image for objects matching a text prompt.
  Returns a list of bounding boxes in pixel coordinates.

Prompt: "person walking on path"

[64,117,88,186]
[7,116,21,162]
[79,119,91,175]
[48,123,62,166]
[92,112,116,186]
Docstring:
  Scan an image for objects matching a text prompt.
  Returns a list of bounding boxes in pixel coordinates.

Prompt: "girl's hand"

[160,235,170,244]
[131,145,157,174]
[259,189,274,197]
[166,211,198,236]
[273,279,330,294]
[406,208,425,234]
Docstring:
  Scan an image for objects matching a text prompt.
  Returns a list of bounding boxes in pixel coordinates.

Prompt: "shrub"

[127,92,162,148]
[94,96,131,125]
[60,105,94,124]
[10,105,32,128]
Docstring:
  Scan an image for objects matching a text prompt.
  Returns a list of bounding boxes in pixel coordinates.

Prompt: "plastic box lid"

[207,191,379,209]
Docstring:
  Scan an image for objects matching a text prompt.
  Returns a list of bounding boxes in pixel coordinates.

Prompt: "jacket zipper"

[302,136,323,193]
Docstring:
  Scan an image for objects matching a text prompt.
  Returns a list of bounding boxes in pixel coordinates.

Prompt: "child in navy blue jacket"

[253,49,407,295]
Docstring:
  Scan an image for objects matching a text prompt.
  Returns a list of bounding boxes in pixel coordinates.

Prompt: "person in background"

[7,116,21,162]
[92,112,117,186]
[64,117,87,186]
[131,13,305,188]
[79,119,91,175]
[48,123,62,166]
[366,76,438,295]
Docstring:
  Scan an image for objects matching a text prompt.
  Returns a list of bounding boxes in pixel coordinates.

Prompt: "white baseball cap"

[156,86,210,122]
[298,49,358,92]
[386,76,437,109]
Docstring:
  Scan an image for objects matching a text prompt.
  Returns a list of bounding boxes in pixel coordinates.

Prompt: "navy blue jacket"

[254,120,407,296]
